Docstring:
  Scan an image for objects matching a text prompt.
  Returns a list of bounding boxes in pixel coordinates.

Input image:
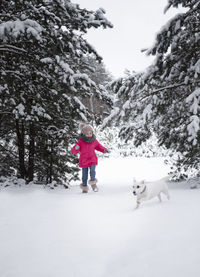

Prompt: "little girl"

[71,123,108,193]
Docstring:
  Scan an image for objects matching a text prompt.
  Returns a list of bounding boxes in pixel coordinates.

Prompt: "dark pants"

[82,165,96,186]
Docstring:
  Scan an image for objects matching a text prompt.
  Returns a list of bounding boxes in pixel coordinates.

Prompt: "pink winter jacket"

[71,138,107,168]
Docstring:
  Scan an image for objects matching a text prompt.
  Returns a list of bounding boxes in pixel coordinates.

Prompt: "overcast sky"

[74,0,185,78]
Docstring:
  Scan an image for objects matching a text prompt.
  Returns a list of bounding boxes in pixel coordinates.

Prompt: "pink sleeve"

[95,141,107,153]
[71,141,81,155]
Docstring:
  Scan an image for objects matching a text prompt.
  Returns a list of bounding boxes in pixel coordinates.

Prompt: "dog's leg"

[135,201,140,209]
[158,193,162,202]
[166,191,170,200]
[163,188,170,200]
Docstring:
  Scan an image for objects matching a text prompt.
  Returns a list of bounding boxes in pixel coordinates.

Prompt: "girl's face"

[85,130,93,137]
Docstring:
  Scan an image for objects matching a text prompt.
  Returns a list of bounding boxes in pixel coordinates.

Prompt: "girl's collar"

[80,133,96,143]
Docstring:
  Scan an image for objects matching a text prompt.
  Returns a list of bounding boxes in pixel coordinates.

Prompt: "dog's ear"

[141,180,145,184]
[133,178,136,183]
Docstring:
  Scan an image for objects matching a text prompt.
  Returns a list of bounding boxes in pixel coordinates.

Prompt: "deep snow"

[0,157,200,277]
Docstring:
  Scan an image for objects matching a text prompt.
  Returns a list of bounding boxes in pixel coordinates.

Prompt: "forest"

[0,0,200,186]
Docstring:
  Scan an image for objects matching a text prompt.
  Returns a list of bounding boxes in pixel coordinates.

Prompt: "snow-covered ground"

[0,157,200,277]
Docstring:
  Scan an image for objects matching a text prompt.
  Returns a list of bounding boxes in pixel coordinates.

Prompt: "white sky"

[74,0,186,78]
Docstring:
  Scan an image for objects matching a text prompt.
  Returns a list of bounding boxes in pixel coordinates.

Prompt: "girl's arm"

[95,141,107,153]
[71,141,81,155]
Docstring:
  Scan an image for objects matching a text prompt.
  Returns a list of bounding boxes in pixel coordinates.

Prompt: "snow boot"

[80,183,89,193]
[88,179,98,192]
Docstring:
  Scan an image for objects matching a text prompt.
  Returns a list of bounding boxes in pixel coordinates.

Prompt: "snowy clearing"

[0,157,200,277]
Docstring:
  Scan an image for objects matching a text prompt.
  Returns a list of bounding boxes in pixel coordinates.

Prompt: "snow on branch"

[72,97,88,121]
[0,19,44,41]
[0,70,23,80]
[186,87,200,145]
[0,14,14,19]
[40,57,53,64]
[73,73,95,87]
[73,96,86,111]
[186,87,200,115]
[101,107,120,129]
[55,55,73,74]
[187,115,200,145]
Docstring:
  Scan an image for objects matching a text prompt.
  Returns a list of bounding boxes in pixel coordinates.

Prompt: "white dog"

[132,176,170,209]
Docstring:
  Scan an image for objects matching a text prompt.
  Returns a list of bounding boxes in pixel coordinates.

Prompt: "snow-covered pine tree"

[104,0,200,178]
[103,71,151,145]
[142,0,200,177]
[78,54,113,122]
[0,0,113,185]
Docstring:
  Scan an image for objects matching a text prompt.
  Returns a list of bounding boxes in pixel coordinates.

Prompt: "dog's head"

[132,178,145,196]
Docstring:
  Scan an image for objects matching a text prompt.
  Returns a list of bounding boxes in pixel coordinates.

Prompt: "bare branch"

[139,80,200,101]
[151,82,186,93]
[0,144,18,158]
[0,111,12,114]
[0,44,27,54]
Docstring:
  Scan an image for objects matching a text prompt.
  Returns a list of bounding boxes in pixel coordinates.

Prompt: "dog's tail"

[161,176,171,182]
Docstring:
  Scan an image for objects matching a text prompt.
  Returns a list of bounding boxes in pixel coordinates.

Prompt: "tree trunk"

[89,94,94,114]
[27,122,35,182]
[49,140,53,183]
[15,120,27,179]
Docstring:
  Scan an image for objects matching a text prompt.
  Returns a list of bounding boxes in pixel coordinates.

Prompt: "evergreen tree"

[105,0,200,178]
[0,0,113,184]
[143,0,200,175]
[78,54,113,122]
